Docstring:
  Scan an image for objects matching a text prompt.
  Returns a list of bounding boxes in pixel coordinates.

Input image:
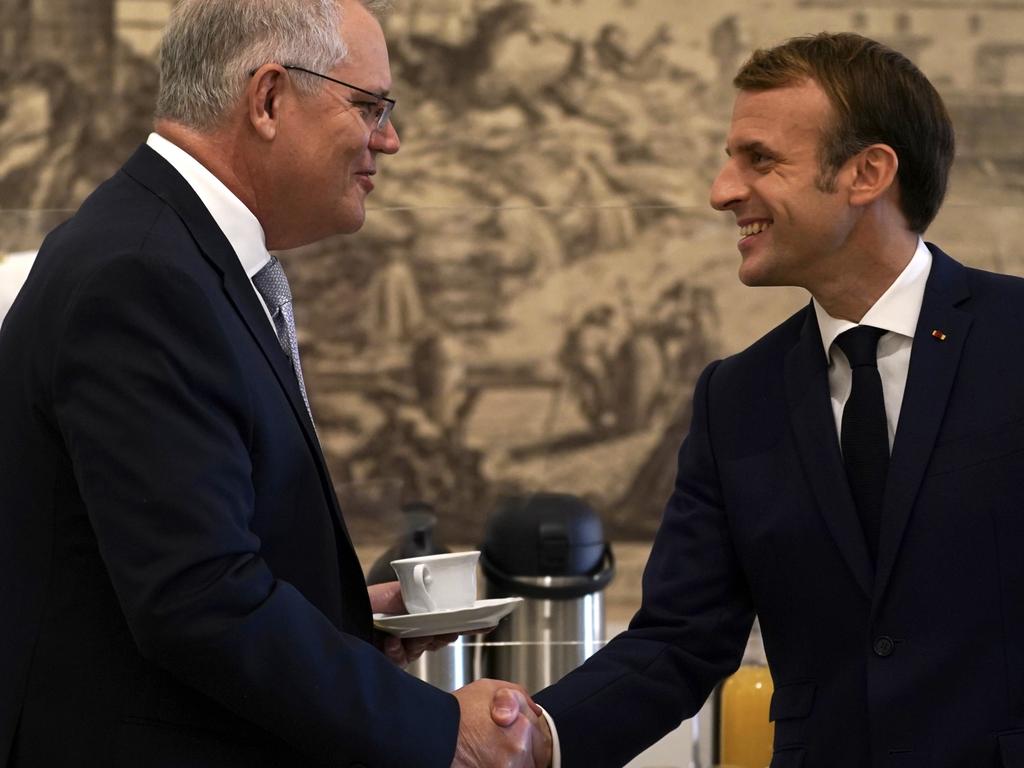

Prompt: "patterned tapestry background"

[3,0,1024,547]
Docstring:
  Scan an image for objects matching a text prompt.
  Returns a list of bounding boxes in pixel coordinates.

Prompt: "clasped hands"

[369,582,552,767]
[451,679,552,768]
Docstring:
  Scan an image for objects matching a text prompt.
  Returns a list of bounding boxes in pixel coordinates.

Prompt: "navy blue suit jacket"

[536,245,1024,768]
[0,145,459,767]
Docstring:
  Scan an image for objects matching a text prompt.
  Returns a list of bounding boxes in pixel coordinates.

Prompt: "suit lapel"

[120,146,362,566]
[785,307,874,599]
[124,147,321,444]
[872,245,972,606]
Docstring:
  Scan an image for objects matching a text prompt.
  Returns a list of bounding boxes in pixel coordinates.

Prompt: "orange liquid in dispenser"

[718,664,774,768]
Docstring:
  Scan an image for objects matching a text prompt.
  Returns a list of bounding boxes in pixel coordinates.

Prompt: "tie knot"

[835,325,886,368]
[252,255,292,311]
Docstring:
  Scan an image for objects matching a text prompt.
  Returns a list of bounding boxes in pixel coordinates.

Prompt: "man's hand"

[491,686,551,768]
[452,679,552,768]
[368,581,457,666]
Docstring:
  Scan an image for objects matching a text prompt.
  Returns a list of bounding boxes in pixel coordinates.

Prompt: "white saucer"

[373,597,523,639]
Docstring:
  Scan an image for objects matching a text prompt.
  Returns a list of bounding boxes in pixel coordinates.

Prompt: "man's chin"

[737,250,792,288]
[268,213,365,249]
[336,203,367,235]
[738,260,769,287]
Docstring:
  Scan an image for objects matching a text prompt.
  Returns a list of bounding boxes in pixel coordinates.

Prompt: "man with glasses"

[0,1,549,766]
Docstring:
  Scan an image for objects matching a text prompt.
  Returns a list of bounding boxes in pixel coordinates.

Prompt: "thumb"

[490,687,520,727]
[505,689,540,723]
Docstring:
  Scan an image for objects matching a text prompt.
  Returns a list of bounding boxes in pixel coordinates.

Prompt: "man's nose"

[709,160,746,211]
[371,120,400,154]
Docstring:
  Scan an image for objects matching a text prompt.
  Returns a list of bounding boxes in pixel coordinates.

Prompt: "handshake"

[371,581,552,767]
[451,679,552,768]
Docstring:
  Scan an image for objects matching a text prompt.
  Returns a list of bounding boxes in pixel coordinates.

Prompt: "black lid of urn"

[479,493,613,599]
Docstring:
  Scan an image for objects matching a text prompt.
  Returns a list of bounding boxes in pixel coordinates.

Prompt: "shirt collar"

[146,132,271,278]
[813,237,932,361]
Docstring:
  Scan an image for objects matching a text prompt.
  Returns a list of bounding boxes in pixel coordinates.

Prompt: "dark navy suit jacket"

[537,245,1024,768]
[0,145,459,767]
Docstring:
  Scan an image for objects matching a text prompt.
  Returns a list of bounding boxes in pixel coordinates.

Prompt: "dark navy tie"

[835,325,889,563]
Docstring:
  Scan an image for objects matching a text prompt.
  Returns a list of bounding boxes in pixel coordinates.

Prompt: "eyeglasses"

[282,64,395,132]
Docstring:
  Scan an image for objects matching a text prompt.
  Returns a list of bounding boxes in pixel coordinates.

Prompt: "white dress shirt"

[814,238,932,451]
[543,707,562,768]
[145,132,277,333]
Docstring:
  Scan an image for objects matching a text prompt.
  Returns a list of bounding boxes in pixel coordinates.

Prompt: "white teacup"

[391,551,480,614]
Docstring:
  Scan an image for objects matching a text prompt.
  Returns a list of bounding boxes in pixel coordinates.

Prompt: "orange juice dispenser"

[717,618,774,768]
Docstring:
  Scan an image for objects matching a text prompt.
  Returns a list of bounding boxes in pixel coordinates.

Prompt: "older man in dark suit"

[0,1,548,766]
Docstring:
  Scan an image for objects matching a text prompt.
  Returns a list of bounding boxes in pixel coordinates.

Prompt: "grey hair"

[155,0,389,130]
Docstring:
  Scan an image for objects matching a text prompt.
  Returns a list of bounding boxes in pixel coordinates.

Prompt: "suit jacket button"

[873,635,895,657]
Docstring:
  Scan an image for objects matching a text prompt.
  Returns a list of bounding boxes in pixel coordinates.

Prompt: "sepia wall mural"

[3,0,1024,550]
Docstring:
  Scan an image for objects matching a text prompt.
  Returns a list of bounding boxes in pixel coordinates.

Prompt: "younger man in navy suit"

[536,32,1024,768]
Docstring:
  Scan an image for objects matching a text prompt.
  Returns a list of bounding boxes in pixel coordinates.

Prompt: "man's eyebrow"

[725,140,774,158]
[363,84,392,98]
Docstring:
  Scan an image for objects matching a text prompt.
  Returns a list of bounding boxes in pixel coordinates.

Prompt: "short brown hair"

[734,32,954,233]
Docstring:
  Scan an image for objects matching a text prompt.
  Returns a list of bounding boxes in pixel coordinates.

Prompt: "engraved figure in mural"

[347,375,489,522]
[593,22,673,81]
[556,278,718,439]
[392,0,535,101]
[0,50,158,211]
[361,251,426,347]
[558,303,621,434]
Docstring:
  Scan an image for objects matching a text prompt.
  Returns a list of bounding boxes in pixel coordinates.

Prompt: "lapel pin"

[931,330,947,341]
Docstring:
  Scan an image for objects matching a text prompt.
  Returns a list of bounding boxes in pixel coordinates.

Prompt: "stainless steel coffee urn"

[480,493,614,693]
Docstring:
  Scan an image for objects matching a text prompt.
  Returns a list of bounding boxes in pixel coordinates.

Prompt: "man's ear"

[848,143,899,208]
[248,65,286,141]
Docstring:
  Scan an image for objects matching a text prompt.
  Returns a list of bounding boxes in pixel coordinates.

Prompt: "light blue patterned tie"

[252,255,312,422]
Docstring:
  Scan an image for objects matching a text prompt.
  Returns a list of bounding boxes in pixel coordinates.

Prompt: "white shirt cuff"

[539,706,562,768]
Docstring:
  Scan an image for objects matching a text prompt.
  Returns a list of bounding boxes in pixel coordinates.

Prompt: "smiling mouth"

[739,220,772,242]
